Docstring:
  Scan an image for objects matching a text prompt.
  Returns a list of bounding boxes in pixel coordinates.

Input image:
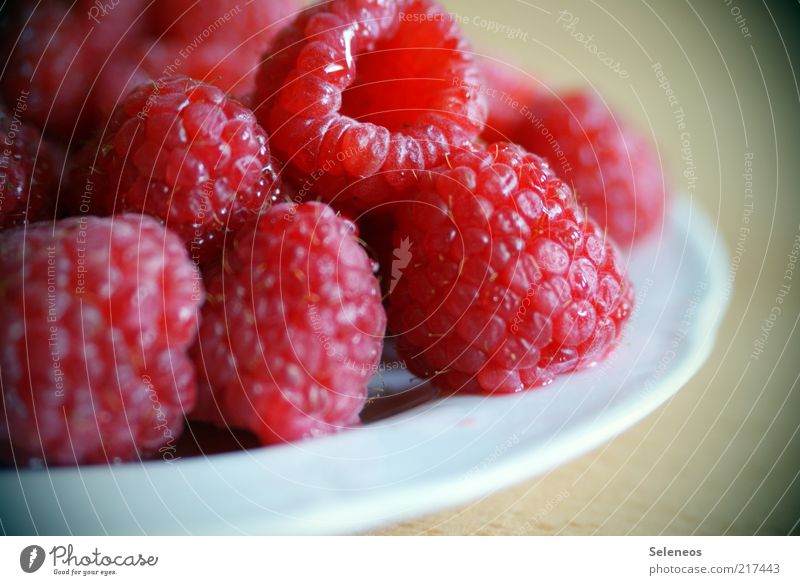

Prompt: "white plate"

[0,197,728,535]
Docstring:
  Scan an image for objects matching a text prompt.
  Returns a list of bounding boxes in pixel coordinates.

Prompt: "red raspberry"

[70,77,281,263]
[89,44,155,122]
[1,1,146,138]
[0,215,203,466]
[0,102,56,228]
[146,0,301,97]
[477,55,541,144]
[388,142,633,394]
[254,0,487,212]
[192,202,386,444]
[2,1,298,139]
[2,5,95,137]
[513,91,667,250]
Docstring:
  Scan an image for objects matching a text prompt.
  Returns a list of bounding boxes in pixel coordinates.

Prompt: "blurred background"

[376,0,800,535]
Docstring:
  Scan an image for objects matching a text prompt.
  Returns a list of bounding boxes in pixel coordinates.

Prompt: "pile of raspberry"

[0,0,665,467]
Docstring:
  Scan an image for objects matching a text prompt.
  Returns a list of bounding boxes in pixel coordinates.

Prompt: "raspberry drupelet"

[387,142,634,394]
[0,215,203,466]
[254,0,488,212]
[192,201,386,444]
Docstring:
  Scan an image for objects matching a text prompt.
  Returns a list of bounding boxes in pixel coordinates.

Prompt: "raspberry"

[477,55,541,144]
[388,142,633,394]
[0,215,203,466]
[513,91,667,250]
[254,0,487,212]
[70,77,281,263]
[0,102,56,228]
[146,0,301,97]
[2,5,95,137]
[1,1,146,138]
[2,1,296,139]
[90,44,155,121]
[75,0,148,51]
[192,202,386,444]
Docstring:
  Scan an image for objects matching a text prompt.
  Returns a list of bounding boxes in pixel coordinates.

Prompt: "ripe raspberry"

[90,44,155,121]
[1,1,146,138]
[1,0,300,139]
[71,77,281,263]
[513,91,667,250]
[0,215,203,466]
[0,102,56,228]
[75,0,148,51]
[477,55,541,144]
[388,142,633,394]
[192,202,386,444]
[2,5,95,137]
[254,0,488,212]
[146,0,301,97]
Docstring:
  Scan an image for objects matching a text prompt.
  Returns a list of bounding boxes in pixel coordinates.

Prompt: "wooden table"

[373,0,800,535]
